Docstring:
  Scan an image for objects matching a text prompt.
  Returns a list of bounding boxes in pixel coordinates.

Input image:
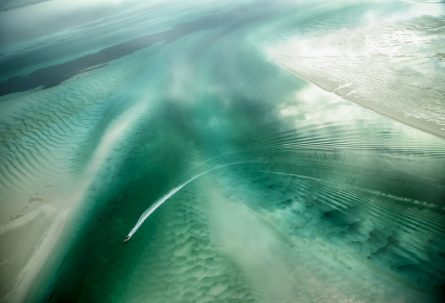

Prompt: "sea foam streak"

[123,161,259,242]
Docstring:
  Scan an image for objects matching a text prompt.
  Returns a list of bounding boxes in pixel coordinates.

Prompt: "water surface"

[0,1,444,302]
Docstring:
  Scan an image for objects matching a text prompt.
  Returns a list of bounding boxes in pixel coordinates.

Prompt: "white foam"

[124,161,261,242]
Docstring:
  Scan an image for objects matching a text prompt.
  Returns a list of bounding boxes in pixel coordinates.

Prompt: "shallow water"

[0,1,445,302]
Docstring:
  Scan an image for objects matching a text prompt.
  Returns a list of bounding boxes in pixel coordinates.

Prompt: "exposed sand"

[0,192,70,303]
[267,13,445,139]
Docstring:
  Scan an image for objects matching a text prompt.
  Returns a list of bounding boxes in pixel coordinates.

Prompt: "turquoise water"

[0,1,445,302]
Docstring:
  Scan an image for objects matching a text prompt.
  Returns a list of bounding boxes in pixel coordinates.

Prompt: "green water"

[0,1,444,302]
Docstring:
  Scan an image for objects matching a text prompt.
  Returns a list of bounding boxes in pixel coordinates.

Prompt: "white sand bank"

[267,12,445,138]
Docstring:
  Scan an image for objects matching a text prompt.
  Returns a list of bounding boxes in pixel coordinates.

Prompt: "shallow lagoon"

[0,1,444,302]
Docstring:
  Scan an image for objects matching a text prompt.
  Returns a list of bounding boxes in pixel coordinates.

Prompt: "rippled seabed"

[1,0,445,302]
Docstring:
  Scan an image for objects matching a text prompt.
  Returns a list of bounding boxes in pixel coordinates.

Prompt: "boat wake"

[123,161,262,242]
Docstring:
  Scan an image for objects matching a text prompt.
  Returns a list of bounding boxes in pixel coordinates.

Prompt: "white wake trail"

[123,161,258,243]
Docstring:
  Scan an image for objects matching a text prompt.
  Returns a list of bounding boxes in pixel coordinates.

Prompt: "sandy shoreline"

[0,187,75,303]
[266,11,445,140]
[273,61,445,140]
[1,210,69,303]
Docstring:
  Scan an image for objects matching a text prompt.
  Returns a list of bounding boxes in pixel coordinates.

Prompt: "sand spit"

[267,14,445,138]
